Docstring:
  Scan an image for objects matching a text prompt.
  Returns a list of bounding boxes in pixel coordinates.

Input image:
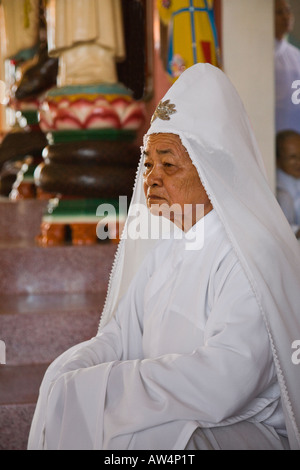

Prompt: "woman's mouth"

[147,195,165,203]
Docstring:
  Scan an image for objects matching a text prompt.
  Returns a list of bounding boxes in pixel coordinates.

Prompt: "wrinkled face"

[277,134,300,178]
[275,0,293,40]
[143,133,213,230]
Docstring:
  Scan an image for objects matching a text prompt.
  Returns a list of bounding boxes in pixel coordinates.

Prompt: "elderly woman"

[28,64,300,450]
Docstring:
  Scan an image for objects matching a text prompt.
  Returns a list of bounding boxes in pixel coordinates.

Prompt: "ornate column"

[34,0,150,245]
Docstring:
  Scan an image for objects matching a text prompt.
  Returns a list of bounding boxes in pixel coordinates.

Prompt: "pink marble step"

[0,292,107,449]
[0,240,116,294]
[0,363,47,406]
[0,292,106,365]
[0,403,35,450]
[0,363,48,450]
[0,199,47,240]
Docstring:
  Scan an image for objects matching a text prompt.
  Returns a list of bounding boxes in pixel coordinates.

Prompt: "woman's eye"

[163,162,174,168]
[144,162,152,169]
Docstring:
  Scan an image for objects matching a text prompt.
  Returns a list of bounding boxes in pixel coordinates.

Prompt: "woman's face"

[277,134,300,179]
[143,133,213,230]
[275,0,293,40]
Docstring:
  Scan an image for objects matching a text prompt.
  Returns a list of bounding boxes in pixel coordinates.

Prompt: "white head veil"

[99,63,300,449]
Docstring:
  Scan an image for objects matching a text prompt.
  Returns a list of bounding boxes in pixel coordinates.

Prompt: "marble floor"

[0,199,116,450]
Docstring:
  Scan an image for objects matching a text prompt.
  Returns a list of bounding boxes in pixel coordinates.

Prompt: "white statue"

[0,0,40,59]
[45,0,125,86]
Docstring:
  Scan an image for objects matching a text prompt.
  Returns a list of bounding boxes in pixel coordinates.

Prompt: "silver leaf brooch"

[151,99,177,124]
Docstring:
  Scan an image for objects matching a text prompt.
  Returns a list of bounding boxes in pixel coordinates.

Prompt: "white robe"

[28,210,287,450]
[277,168,300,234]
[275,39,300,133]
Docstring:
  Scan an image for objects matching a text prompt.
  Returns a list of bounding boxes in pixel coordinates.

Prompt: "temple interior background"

[0,0,299,450]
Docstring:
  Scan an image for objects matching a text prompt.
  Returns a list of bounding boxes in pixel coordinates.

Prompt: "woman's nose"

[145,165,163,187]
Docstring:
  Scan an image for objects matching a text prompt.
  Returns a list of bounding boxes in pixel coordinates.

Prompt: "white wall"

[222,0,275,190]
